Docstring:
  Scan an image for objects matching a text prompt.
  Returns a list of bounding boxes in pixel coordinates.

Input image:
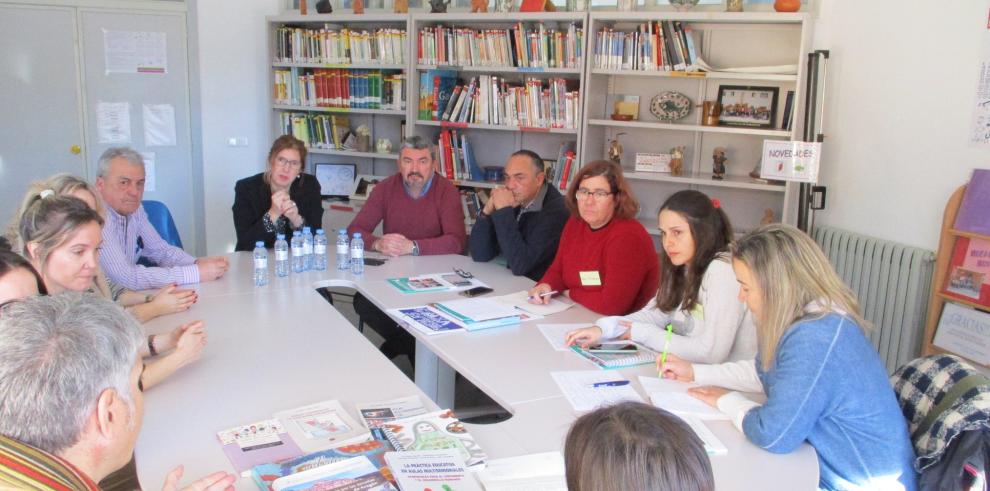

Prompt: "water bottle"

[253,241,268,287]
[313,229,327,271]
[275,233,289,277]
[336,229,350,270]
[302,226,314,271]
[291,231,305,273]
[350,232,365,275]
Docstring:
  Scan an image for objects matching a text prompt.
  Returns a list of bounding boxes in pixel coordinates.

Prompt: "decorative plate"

[650,91,692,122]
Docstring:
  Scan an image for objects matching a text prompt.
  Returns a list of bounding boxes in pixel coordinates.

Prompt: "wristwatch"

[412,241,420,256]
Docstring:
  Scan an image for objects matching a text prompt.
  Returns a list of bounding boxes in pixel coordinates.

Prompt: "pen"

[659,323,673,377]
[589,380,630,388]
[527,290,559,300]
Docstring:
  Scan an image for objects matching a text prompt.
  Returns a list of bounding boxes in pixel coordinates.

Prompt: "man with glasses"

[469,150,569,281]
[97,147,229,290]
[0,293,234,490]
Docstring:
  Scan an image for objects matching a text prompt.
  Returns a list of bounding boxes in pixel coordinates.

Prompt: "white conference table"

[136,252,818,490]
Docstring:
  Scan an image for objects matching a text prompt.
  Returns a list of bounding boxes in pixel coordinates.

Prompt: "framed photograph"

[349,174,387,201]
[716,85,779,128]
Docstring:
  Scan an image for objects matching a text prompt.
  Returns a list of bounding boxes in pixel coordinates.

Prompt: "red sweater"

[347,173,466,255]
[539,216,658,316]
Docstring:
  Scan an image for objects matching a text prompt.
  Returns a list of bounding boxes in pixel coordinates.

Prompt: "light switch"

[227,137,248,147]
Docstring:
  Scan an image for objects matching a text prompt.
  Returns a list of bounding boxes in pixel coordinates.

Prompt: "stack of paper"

[537,323,592,351]
[493,290,575,317]
[433,298,521,331]
[551,371,643,412]
[637,376,729,420]
[476,451,567,491]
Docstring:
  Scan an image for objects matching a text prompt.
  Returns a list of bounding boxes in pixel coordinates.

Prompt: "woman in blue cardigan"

[661,224,917,491]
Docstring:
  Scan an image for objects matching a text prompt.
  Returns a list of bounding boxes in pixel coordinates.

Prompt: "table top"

[136,252,818,490]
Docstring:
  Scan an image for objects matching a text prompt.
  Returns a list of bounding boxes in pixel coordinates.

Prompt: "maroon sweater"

[347,173,466,255]
[539,216,659,316]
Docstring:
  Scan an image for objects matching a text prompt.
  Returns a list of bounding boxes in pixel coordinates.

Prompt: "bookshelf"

[580,11,811,239]
[267,13,412,178]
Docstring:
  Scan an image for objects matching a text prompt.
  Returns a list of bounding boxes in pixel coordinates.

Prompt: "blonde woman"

[18,193,206,389]
[660,224,917,491]
[7,174,197,323]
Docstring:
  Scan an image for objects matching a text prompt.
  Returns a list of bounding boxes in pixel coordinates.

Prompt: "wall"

[192,0,989,254]
[193,0,280,255]
[811,0,990,251]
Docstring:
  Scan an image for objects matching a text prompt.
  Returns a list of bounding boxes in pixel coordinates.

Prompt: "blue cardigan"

[746,313,917,491]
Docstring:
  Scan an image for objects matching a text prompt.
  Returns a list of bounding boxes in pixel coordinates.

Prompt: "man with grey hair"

[95,147,229,291]
[346,136,466,363]
[469,149,568,281]
[0,293,234,490]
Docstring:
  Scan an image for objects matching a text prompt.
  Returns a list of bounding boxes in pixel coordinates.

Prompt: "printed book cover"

[380,409,487,468]
[217,419,304,474]
[270,455,395,491]
[384,449,482,491]
[943,236,990,308]
[274,400,368,453]
[252,429,395,491]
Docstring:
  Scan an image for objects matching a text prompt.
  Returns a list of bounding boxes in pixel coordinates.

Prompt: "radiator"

[812,226,935,373]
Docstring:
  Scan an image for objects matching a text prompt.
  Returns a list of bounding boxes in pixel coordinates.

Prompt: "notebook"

[570,342,659,369]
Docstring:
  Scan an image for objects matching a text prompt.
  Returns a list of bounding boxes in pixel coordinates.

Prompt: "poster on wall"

[103,29,167,75]
[143,104,177,147]
[970,10,990,147]
[96,102,131,144]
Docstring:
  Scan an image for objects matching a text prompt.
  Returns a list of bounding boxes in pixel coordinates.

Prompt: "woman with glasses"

[232,135,323,251]
[528,160,658,315]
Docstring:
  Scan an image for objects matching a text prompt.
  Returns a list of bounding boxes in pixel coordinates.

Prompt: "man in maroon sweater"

[347,136,466,364]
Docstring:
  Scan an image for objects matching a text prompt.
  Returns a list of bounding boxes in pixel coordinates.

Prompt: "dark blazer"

[469,185,569,281]
[232,172,323,251]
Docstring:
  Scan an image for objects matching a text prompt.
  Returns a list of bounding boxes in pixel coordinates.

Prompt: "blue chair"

[142,200,183,249]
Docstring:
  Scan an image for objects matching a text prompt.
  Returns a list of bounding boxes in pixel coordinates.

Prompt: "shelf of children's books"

[274,104,405,116]
[948,229,990,242]
[270,13,411,23]
[590,11,807,24]
[589,68,796,82]
[417,65,582,75]
[587,118,791,137]
[274,62,407,70]
[413,12,587,23]
[417,120,579,134]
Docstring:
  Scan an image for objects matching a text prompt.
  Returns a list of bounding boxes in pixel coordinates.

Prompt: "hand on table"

[565,326,603,349]
[150,284,197,315]
[173,321,207,367]
[162,465,235,491]
[527,283,554,305]
[688,386,731,408]
[196,257,229,282]
[374,233,414,256]
[658,353,695,382]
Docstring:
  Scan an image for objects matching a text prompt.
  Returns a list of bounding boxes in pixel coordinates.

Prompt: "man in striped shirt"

[0,294,234,490]
[95,147,229,291]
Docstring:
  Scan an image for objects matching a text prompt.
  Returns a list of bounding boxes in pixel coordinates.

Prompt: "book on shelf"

[593,20,701,72]
[954,169,990,236]
[384,449,482,491]
[251,431,395,491]
[417,22,583,69]
[424,75,580,130]
[570,341,660,369]
[217,419,305,474]
[380,409,487,468]
[781,90,795,131]
[545,141,577,191]
[274,25,406,65]
[279,113,353,150]
[418,69,458,120]
[267,455,396,491]
[436,130,484,181]
[274,68,405,111]
[942,236,990,308]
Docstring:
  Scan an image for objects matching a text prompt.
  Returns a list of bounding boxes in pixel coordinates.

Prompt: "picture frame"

[349,174,387,201]
[716,85,779,129]
[315,163,357,200]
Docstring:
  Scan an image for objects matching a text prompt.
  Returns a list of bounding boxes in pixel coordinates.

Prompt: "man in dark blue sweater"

[469,150,569,281]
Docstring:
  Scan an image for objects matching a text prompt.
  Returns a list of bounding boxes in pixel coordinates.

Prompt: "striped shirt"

[100,205,199,291]
[0,434,99,490]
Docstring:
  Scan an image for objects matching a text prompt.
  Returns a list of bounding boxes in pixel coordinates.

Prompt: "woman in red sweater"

[528,161,658,316]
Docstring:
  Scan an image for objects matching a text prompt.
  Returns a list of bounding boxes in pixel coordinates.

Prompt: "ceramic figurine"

[712,147,727,180]
[353,0,365,14]
[471,0,488,12]
[761,208,775,226]
[394,0,409,12]
[669,146,684,177]
[429,0,451,13]
[495,0,513,13]
[376,138,393,154]
[608,133,626,165]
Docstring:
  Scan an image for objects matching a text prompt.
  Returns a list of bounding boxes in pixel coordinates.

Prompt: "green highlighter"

[658,323,673,377]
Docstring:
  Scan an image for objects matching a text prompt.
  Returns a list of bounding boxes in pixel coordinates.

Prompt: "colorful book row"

[274,26,407,65]
[418,22,583,69]
[436,129,484,182]
[593,21,699,72]
[274,68,405,111]
[279,113,352,150]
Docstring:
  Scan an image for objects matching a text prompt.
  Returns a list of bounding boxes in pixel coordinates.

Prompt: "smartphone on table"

[460,286,494,297]
[587,343,638,353]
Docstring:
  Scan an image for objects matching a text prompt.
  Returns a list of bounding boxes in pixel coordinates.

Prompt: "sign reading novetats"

[760,140,821,183]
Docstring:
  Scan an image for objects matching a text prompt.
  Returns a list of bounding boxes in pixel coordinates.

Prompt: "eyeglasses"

[575,189,613,200]
[275,156,302,169]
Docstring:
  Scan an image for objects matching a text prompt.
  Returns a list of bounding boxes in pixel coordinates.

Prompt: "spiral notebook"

[570,342,659,370]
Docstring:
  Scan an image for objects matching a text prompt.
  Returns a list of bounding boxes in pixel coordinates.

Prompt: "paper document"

[435,298,520,322]
[680,414,728,456]
[537,323,592,351]
[638,376,728,420]
[551,371,643,412]
[354,395,428,428]
[389,305,464,335]
[494,290,575,317]
[476,451,567,491]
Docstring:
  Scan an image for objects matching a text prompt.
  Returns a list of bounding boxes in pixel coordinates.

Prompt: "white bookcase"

[581,11,811,238]
[266,11,813,239]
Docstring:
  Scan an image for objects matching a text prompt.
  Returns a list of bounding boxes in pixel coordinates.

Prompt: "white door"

[0,5,86,221]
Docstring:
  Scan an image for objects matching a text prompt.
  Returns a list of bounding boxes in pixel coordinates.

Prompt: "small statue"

[669,146,684,177]
[429,0,451,13]
[471,0,488,12]
[712,147,727,180]
[761,208,775,226]
[608,133,626,165]
[394,0,408,12]
[315,0,333,13]
[352,0,364,14]
[495,0,513,12]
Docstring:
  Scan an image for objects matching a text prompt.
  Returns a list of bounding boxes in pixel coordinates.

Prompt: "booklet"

[432,298,521,330]
[493,290,575,317]
[384,449,482,491]
[252,430,394,491]
[475,451,567,491]
[387,273,487,294]
[380,409,487,468]
[270,455,396,491]
[217,419,304,474]
[388,305,464,335]
[570,342,659,370]
[355,395,429,429]
[274,400,368,453]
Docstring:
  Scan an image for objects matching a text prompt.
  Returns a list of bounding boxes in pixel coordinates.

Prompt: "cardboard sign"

[933,302,990,365]
[760,140,821,183]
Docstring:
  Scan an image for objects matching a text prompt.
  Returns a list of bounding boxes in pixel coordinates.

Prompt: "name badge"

[580,271,602,286]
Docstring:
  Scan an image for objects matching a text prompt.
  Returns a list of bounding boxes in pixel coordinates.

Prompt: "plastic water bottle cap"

[338,230,347,236]
[277,234,285,240]
[316,229,325,235]
[303,226,311,233]
[293,231,300,236]
[354,232,362,238]
[255,241,264,248]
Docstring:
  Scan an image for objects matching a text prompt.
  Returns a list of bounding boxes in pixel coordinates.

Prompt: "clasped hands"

[373,233,415,257]
[482,187,518,216]
[269,190,303,227]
